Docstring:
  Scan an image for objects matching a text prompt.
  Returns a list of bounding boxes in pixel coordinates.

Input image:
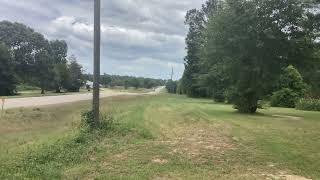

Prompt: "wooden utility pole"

[93,0,101,127]
[170,67,174,81]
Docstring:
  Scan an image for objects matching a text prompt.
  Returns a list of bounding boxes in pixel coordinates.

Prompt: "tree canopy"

[180,0,320,113]
[0,21,84,95]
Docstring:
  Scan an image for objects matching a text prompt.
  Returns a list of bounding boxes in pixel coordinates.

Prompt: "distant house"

[85,81,102,89]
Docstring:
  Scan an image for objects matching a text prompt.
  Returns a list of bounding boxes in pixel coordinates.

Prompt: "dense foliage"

[271,65,307,108]
[181,0,320,113]
[165,80,178,94]
[296,98,320,111]
[0,43,16,95]
[0,21,84,95]
[84,74,165,89]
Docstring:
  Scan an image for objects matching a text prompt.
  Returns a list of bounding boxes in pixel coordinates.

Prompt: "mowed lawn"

[0,94,319,179]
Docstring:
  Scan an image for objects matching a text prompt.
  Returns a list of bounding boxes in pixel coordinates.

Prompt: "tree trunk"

[41,88,45,94]
[55,86,61,93]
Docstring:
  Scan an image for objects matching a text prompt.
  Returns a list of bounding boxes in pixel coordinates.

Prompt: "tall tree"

[31,32,53,94]
[0,43,16,96]
[66,55,84,92]
[183,0,320,113]
[181,0,218,97]
[50,40,68,92]
[0,21,35,82]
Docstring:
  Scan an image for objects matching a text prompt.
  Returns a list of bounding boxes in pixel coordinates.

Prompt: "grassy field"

[0,94,319,179]
[106,86,154,93]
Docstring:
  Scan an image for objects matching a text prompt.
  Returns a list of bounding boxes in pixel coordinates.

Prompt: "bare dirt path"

[3,87,164,109]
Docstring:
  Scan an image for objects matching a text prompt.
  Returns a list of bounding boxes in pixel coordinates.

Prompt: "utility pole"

[170,67,174,81]
[93,0,101,127]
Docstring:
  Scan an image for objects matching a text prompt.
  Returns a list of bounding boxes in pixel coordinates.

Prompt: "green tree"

[166,80,178,94]
[130,78,140,89]
[271,65,307,108]
[0,21,38,83]
[181,0,218,97]
[200,0,318,113]
[50,40,69,93]
[53,63,69,93]
[0,43,16,96]
[31,32,53,94]
[65,56,84,92]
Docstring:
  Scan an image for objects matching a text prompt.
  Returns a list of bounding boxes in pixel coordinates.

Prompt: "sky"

[0,0,206,80]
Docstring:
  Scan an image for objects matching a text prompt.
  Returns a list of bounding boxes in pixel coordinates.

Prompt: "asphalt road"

[2,87,164,109]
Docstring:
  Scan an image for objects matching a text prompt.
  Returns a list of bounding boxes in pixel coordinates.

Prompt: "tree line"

[0,21,84,96]
[176,0,320,113]
[84,74,166,89]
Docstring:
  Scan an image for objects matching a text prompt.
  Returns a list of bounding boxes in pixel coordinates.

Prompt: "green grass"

[0,94,319,179]
[107,86,154,93]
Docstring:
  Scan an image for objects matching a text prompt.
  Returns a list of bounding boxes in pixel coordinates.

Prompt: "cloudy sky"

[0,0,205,80]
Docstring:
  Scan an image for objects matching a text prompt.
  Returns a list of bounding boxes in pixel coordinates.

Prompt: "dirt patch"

[152,158,169,164]
[272,115,302,120]
[114,152,129,161]
[266,174,312,180]
[156,123,233,164]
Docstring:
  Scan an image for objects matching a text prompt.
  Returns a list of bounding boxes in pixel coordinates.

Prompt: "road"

[3,87,165,109]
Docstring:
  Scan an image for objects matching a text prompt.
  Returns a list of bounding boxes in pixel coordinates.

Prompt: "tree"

[53,63,69,93]
[271,65,307,108]
[166,80,178,94]
[181,0,218,98]
[31,32,53,94]
[65,56,84,92]
[0,43,16,96]
[100,74,112,87]
[50,40,68,92]
[130,78,140,89]
[186,0,320,113]
[0,21,38,83]
[50,40,68,64]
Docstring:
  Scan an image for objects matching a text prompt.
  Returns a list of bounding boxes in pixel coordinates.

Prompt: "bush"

[233,90,259,113]
[296,98,320,111]
[81,110,115,130]
[270,65,307,108]
[213,91,225,103]
[224,87,237,104]
[270,88,299,108]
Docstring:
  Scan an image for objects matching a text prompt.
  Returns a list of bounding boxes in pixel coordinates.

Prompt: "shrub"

[296,98,320,111]
[224,87,237,104]
[233,90,259,113]
[270,65,307,108]
[212,89,225,103]
[81,110,115,130]
[279,65,307,96]
[270,88,299,108]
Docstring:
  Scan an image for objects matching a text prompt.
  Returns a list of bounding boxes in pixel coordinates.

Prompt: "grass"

[106,86,154,93]
[0,94,319,179]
